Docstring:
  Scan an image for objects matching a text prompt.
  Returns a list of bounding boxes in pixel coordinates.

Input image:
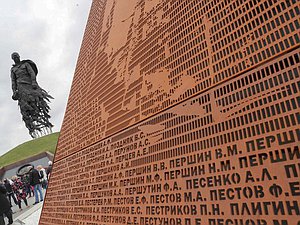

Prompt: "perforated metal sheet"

[40,0,300,224]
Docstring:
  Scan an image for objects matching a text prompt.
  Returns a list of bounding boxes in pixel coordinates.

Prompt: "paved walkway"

[4,190,45,225]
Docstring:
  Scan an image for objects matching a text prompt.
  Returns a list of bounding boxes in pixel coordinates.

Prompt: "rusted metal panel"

[40,0,300,224]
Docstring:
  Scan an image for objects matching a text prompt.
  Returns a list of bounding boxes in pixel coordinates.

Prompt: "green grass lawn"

[0,132,59,167]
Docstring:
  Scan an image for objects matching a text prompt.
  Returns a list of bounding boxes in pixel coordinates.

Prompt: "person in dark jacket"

[22,175,34,197]
[0,183,13,225]
[3,179,17,207]
[29,166,43,204]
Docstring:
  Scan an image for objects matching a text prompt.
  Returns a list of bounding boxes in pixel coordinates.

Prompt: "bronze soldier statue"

[10,52,54,138]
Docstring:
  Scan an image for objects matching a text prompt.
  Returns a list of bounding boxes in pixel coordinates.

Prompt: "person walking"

[3,179,17,207]
[0,183,13,225]
[46,161,53,180]
[12,176,28,210]
[29,166,43,205]
[37,165,48,189]
[21,174,34,198]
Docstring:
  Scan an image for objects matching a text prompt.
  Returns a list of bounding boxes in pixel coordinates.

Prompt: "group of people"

[0,161,52,225]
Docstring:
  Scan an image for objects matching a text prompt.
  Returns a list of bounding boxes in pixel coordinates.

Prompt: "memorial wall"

[40,0,300,224]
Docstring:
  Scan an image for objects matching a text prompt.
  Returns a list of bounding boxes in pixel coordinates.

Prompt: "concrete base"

[14,205,42,225]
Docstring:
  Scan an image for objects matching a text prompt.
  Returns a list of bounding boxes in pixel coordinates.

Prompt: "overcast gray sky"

[0,0,92,157]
